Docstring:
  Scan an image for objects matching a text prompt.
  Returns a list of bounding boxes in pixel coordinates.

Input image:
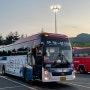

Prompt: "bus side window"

[73,53,75,57]
[74,54,78,57]
[88,54,90,57]
[77,54,79,57]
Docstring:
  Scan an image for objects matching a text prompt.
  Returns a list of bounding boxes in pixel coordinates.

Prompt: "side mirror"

[40,42,44,47]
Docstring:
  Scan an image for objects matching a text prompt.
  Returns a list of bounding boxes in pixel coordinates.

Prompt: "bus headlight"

[45,77,50,80]
[44,70,49,75]
[73,75,75,79]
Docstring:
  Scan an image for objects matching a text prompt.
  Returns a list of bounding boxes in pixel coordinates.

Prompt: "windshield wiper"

[51,53,70,68]
[59,54,70,65]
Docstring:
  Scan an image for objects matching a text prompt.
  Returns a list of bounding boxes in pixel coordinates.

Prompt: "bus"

[73,47,90,73]
[0,32,75,82]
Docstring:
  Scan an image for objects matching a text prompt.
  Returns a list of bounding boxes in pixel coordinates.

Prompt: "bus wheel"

[2,66,5,76]
[79,66,85,74]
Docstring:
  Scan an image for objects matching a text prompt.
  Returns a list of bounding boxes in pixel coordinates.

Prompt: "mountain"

[69,33,90,44]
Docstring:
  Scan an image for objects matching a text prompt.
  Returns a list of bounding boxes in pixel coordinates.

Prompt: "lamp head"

[50,5,61,12]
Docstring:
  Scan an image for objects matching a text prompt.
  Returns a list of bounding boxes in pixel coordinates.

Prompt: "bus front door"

[33,65,42,80]
[31,47,42,80]
[33,55,42,80]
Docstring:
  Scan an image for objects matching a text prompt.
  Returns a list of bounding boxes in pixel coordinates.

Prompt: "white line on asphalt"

[0,76,37,90]
[76,77,90,80]
[62,82,90,89]
[0,86,23,90]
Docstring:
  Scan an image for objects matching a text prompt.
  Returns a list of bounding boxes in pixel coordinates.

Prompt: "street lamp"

[50,5,61,33]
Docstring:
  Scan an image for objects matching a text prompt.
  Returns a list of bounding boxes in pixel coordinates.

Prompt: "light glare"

[44,70,49,75]
[45,77,50,80]
[50,5,61,12]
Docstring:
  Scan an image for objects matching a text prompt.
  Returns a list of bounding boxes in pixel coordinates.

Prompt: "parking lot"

[0,72,90,90]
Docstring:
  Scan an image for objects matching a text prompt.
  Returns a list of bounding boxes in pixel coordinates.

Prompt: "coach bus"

[73,47,90,73]
[0,32,75,82]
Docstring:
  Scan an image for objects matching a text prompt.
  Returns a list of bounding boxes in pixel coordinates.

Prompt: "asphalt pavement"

[0,72,90,90]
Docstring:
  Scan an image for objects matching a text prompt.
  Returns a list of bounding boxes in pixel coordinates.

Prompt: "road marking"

[0,76,37,90]
[62,82,90,89]
[76,77,90,80]
[0,86,23,90]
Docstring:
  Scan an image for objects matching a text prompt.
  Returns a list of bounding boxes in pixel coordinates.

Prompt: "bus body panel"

[5,55,27,77]
[24,66,33,80]
[0,55,33,80]
[42,67,75,82]
[74,57,90,72]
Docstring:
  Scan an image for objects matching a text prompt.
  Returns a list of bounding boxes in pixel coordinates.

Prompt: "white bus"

[0,32,75,82]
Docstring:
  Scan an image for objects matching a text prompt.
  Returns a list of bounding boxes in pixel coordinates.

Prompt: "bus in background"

[0,32,75,82]
[73,47,90,73]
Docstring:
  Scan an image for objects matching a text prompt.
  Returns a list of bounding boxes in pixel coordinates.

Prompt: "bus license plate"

[60,77,66,81]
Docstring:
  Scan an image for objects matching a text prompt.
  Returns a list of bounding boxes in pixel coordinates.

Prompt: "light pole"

[50,5,61,33]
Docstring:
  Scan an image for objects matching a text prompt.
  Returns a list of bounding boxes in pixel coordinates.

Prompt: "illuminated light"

[44,34,48,37]
[65,36,68,38]
[73,75,75,79]
[50,5,61,12]
[44,70,49,75]
[45,77,50,80]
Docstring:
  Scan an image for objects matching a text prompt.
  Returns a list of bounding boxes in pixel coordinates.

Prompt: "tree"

[70,33,90,47]
[0,34,4,45]
[4,32,14,45]
[21,34,24,38]
[13,31,20,42]
[4,31,21,45]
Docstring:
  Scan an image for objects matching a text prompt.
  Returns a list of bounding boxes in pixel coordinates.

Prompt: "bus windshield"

[44,46,73,64]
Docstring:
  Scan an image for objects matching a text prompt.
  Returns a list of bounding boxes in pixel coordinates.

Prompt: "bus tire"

[2,66,6,76]
[78,65,86,74]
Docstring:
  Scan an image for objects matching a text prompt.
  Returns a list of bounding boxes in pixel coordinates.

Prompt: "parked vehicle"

[73,47,90,73]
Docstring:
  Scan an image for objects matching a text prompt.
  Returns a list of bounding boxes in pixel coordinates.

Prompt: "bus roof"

[0,32,68,49]
[14,32,68,45]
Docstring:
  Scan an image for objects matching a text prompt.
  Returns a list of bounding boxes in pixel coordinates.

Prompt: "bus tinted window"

[74,47,90,57]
